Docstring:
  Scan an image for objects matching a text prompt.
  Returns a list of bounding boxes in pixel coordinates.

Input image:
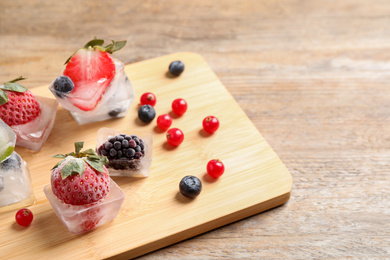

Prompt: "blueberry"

[53,76,74,94]
[116,135,124,142]
[117,150,123,158]
[108,108,123,117]
[135,145,141,152]
[114,141,121,150]
[0,153,22,171]
[169,61,185,76]
[138,105,156,123]
[108,137,117,143]
[100,149,108,156]
[125,135,132,141]
[179,176,202,199]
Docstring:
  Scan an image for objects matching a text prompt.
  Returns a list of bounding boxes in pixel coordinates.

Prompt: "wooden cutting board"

[0,52,292,259]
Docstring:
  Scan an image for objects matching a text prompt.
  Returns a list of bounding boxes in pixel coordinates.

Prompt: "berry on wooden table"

[169,61,185,76]
[171,98,187,116]
[166,128,184,147]
[202,116,219,134]
[179,176,202,199]
[15,208,33,226]
[140,92,156,107]
[207,159,225,178]
[157,114,172,130]
[138,105,156,123]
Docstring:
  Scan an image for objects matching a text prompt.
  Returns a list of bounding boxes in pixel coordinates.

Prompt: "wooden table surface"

[1,0,389,258]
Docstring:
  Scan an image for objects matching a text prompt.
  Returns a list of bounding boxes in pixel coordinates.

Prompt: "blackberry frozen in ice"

[96,128,153,177]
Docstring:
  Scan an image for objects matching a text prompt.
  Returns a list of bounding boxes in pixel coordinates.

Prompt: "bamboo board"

[0,52,292,259]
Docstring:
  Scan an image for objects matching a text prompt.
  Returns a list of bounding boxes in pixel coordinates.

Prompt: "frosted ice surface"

[11,96,58,151]
[96,128,153,177]
[49,59,135,125]
[44,179,124,234]
[0,152,34,207]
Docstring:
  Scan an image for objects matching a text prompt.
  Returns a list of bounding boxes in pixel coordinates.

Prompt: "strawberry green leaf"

[1,82,28,93]
[61,158,85,179]
[84,158,106,173]
[86,154,100,161]
[64,50,78,65]
[80,148,97,156]
[51,159,66,170]
[0,90,8,106]
[52,154,67,159]
[5,76,27,84]
[84,38,105,49]
[74,142,84,155]
[104,40,127,54]
[0,146,14,162]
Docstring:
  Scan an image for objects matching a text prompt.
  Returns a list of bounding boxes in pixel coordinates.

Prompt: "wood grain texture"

[0,53,291,259]
[1,0,390,258]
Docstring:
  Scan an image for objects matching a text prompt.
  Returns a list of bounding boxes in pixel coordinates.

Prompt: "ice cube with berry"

[0,120,34,212]
[96,128,153,177]
[49,38,135,125]
[43,141,124,234]
[0,76,58,151]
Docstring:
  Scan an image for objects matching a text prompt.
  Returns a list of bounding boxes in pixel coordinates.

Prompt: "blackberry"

[169,61,185,76]
[97,134,145,171]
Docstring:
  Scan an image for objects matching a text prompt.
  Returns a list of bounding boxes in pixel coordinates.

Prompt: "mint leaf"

[61,158,85,179]
[0,146,14,162]
[0,90,8,106]
[74,142,84,155]
[1,82,27,93]
[84,158,106,173]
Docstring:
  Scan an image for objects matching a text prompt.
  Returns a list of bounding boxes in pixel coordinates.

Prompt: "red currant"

[207,159,225,178]
[140,92,157,107]
[202,116,219,134]
[166,128,184,147]
[157,114,172,130]
[15,208,33,226]
[172,98,187,116]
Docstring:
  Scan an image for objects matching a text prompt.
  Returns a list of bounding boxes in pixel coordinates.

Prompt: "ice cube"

[49,59,135,125]
[11,96,58,151]
[96,128,153,177]
[0,152,34,210]
[43,178,124,234]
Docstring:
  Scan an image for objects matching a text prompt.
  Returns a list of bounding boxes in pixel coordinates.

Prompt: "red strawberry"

[0,77,41,126]
[51,142,110,206]
[62,38,127,111]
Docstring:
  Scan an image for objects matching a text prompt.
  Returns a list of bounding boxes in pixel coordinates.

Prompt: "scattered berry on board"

[157,114,172,131]
[179,176,202,199]
[15,208,33,226]
[140,92,157,107]
[168,61,185,76]
[0,76,41,126]
[171,98,187,116]
[51,142,110,205]
[207,159,225,178]
[202,116,219,134]
[138,104,156,123]
[166,128,184,147]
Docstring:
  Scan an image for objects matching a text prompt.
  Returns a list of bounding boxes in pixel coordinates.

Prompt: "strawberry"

[0,76,41,126]
[51,142,110,206]
[62,38,127,111]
